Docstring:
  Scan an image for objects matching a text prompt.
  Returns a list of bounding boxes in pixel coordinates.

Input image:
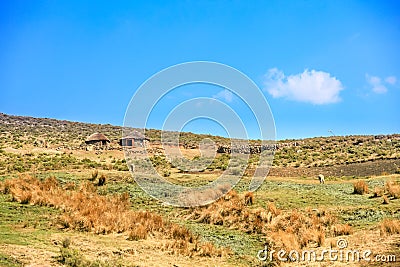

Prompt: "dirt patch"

[0,244,59,267]
[269,159,400,178]
[0,233,236,267]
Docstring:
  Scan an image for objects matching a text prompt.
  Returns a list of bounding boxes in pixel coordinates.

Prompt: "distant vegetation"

[1,112,400,266]
[1,113,400,176]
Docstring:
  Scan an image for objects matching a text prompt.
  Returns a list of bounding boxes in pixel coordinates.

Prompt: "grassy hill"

[0,112,399,266]
[1,112,399,176]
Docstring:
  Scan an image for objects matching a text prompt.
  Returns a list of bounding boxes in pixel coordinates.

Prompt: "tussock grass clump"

[332,224,353,236]
[169,224,195,242]
[90,169,98,181]
[97,174,106,186]
[199,242,217,257]
[380,219,400,235]
[62,237,71,248]
[386,181,400,199]
[267,202,281,217]
[372,186,384,198]
[162,226,229,257]
[383,195,390,204]
[353,180,368,195]
[63,182,76,190]
[127,224,148,241]
[0,175,224,257]
[58,247,85,266]
[244,191,254,206]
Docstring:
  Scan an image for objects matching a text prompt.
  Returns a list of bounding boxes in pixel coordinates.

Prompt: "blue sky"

[1,0,399,140]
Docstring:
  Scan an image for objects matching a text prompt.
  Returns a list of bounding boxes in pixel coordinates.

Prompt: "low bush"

[380,219,400,235]
[332,224,353,236]
[372,186,384,198]
[386,181,400,199]
[353,180,368,195]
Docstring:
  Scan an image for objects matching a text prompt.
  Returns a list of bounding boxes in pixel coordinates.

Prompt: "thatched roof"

[86,132,110,143]
[121,130,149,140]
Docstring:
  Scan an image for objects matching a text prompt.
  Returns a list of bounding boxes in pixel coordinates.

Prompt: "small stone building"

[119,130,149,148]
[85,133,110,146]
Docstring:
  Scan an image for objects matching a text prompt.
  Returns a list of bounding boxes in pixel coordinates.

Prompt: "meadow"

[0,113,399,266]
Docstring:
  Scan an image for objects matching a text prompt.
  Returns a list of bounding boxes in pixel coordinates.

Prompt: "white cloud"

[365,74,397,94]
[213,89,233,102]
[263,68,344,105]
[366,74,387,94]
[385,76,397,85]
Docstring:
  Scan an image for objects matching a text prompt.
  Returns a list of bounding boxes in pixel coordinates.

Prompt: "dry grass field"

[0,113,400,266]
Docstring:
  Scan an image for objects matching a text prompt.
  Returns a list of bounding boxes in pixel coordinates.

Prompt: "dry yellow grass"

[383,195,390,204]
[3,175,162,234]
[267,208,337,251]
[89,169,98,181]
[332,223,353,236]
[386,180,400,199]
[185,190,338,253]
[372,186,384,198]
[244,191,254,206]
[353,180,369,195]
[186,190,276,234]
[0,175,225,257]
[267,201,281,217]
[380,219,400,235]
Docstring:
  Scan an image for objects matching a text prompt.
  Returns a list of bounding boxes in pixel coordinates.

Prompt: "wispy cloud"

[213,89,233,102]
[366,74,386,94]
[366,74,397,94]
[385,76,397,85]
[263,68,344,105]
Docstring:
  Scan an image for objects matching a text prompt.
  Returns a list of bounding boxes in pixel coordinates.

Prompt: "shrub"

[372,186,384,198]
[386,181,400,199]
[380,219,400,235]
[353,180,368,195]
[169,224,195,242]
[97,175,106,186]
[199,242,216,257]
[90,170,98,181]
[64,182,76,191]
[128,225,148,240]
[62,238,71,248]
[316,230,325,247]
[267,202,280,216]
[332,224,353,236]
[383,195,390,204]
[244,192,254,206]
[58,248,85,266]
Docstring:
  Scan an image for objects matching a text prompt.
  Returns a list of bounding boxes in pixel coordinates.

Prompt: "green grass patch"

[0,194,61,246]
[0,252,23,267]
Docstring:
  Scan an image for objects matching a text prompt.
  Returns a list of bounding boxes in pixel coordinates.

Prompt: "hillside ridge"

[1,112,400,176]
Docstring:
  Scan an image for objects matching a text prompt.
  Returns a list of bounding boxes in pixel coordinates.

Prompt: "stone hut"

[85,133,110,146]
[119,130,149,147]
